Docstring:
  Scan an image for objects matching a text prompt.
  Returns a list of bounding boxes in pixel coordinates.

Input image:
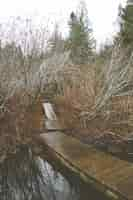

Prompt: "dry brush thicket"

[0,19,81,199]
[0,18,50,160]
[1,17,133,159]
[0,17,92,159]
[54,44,133,136]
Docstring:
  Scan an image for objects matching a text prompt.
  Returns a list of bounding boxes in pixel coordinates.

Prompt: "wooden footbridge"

[39,103,133,200]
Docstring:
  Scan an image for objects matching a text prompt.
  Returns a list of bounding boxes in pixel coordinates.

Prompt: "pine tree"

[119,0,133,46]
[67,1,94,65]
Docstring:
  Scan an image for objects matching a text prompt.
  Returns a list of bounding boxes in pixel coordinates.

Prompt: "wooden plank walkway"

[40,132,133,200]
[41,102,133,200]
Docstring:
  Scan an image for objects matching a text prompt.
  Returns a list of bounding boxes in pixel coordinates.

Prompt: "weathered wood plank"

[42,103,57,120]
[42,102,67,131]
[44,120,63,131]
[40,132,133,200]
[41,102,133,199]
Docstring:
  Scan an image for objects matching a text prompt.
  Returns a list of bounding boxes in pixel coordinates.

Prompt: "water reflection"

[0,146,79,200]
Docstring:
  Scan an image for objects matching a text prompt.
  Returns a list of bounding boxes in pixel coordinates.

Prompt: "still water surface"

[0,147,79,200]
[0,146,110,200]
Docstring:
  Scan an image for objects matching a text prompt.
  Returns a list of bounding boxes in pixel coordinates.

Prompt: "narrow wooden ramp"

[42,102,67,131]
[40,132,133,200]
[41,102,133,200]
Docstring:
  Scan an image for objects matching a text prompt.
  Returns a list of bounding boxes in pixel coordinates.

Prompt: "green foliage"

[66,1,94,64]
[118,1,133,46]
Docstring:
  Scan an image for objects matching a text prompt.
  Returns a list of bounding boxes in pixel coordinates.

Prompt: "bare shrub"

[54,44,133,136]
[54,65,95,129]
[0,93,44,162]
[0,17,50,160]
[79,44,133,124]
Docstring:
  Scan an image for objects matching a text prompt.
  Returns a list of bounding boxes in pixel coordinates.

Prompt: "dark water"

[0,146,79,200]
[0,146,109,200]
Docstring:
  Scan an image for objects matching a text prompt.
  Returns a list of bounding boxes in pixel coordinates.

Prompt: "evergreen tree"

[67,1,94,65]
[119,0,133,46]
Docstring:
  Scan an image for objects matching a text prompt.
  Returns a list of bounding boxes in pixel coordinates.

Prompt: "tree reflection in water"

[0,146,79,200]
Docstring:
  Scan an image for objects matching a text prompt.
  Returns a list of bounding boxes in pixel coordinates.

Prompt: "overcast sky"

[0,0,127,45]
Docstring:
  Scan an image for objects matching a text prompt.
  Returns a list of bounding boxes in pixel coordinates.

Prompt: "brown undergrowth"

[0,93,44,162]
[54,86,133,141]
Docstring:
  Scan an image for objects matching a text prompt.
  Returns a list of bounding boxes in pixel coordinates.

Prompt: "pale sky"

[0,0,127,45]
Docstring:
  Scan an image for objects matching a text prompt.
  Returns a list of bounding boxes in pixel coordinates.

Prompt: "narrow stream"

[40,103,80,199]
[0,146,79,200]
[36,157,79,200]
[0,103,111,199]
